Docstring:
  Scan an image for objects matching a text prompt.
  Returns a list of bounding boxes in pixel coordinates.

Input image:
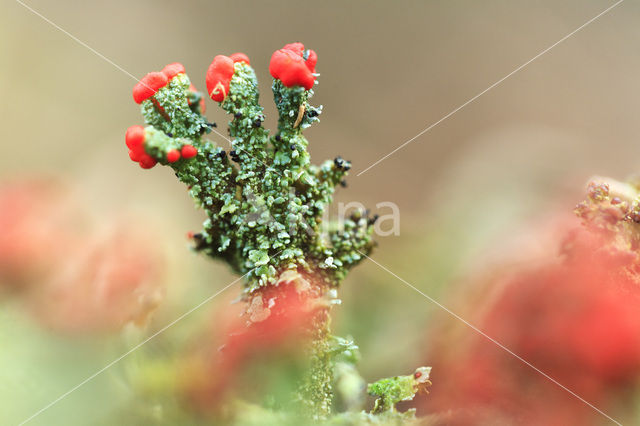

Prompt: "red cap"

[205,55,235,102]
[161,62,186,80]
[181,145,198,159]
[305,50,317,73]
[282,42,304,56]
[133,72,169,104]
[229,52,250,65]
[138,153,157,169]
[269,44,316,90]
[167,149,181,163]
[125,125,145,150]
[128,149,142,162]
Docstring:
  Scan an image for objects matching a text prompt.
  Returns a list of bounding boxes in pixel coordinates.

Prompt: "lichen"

[126,44,428,422]
[368,367,432,414]
[133,59,375,294]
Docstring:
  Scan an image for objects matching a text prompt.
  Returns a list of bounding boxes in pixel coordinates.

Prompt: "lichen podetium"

[125,43,428,422]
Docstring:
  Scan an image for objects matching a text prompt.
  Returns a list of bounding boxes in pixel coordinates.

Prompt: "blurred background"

[2,0,640,424]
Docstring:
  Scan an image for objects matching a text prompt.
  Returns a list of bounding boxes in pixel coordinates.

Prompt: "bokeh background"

[1,0,639,424]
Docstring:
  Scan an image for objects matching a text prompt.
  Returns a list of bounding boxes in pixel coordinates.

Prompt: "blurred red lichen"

[418,181,640,425]
[181,278,322,413]
[27,226,164,333]
[0,179,81,289]
[0,178,164,333]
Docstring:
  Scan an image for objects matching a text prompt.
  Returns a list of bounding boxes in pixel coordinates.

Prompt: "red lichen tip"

[133,72,169,104]
[269,42,317,90]
[138,153,157,169]
[125,125,157,169]
[304,50,317,73]
[161,62,186,80]
[126,125,147,164]
[206,55,235,102]
[125,125,145,150]
[181,144,198,159]
[128,149,142,162]
[229,52,250,65]
[166,149,181,163]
